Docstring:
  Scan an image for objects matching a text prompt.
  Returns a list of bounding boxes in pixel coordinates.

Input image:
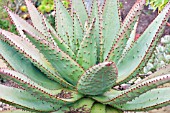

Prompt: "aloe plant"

[0,0,170,112]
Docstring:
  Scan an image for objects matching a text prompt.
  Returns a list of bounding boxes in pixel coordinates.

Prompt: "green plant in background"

[47,14,55,28]
[62,0,69,8]
[38,0,54,13]
[0,0,11,19]
[0,0,170,112]
[0,0,18,37]
[38,0,69,13]
[0,19,18,35]
[119,2,123,9]
[146,0,169,12]
[144,35,170,73]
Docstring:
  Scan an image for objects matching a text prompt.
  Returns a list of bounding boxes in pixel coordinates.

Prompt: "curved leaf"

[0,69,83,104]
[106,74,170,105]
[139,64,170,83]
[76,18,97,70]
[115,87,170,111]
[106,0,145,62]
[0,84,63,112]
[89,0,101,62]
[72,11,84,54]
[0,29,74,89]
[0,39,62,90]
[25,0,53,42]
[116,1,170,84]
[6,7,75,59]
[71,0,88,25]
[24,30,85,86]
[91,103,106,113]
[0,110,31,113]
[55,0,73,48]
[92,74,170,105]
[64,98,94,113]
[77,62,118,95]
[102,0,121,60]
[106,106,123,113]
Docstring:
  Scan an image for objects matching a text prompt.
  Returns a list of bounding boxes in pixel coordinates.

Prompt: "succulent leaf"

[0,69,83,104]
[72,98,94,110]
[52,98,95,113]
[48,26,76,60]
[0,29,54,73]
[106,106,123,113]
[116,1,170,84]
[71,0,88,25]
[91,103,106,113]
[91,89,121,103]
[76,18,97,70]
[106,0,145,63]
[89,0,101,61]
[55,0,73,48]
[77,62,118,95]
[72,12,84,54]
[0,40,61,89]
[114,87,170,111]
[0,0,169,112]
[0,29,73,88]
[121,21,138,58]
[140,64,170,83]
[83,20,89,35]
[92,73,170,104]
[5,8,75,60]
[24,30,85,86]
[25,0,54,44]
[65,98,95,113]
[0,84,62,112]
[5,7,45,40]
[106,74,170,105]
[102,0,121,60]
[0,110,31,113]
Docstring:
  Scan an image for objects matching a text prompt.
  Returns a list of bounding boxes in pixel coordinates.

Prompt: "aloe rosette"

[0,0,170,112]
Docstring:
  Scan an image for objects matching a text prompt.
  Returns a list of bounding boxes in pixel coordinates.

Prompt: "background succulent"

[0,0,170,112]
[146,0,169,12]
[143,35,170,73]
[38,0,69,13]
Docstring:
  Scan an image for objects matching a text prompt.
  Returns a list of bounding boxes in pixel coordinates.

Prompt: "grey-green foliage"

[144,35,170,73]
[0,0,170,113]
